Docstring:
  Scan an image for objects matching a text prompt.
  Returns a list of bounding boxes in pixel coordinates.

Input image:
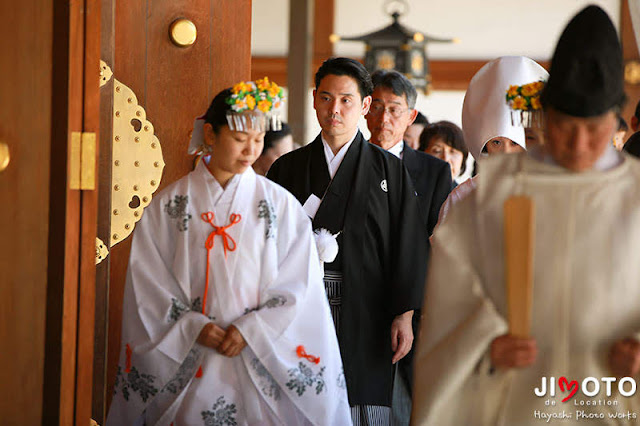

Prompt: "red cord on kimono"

[200,211,241,314]
[196,211,241,379]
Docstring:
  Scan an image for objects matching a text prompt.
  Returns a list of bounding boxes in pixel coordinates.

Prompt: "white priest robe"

[412,153,640,426]
[106,162,351,426]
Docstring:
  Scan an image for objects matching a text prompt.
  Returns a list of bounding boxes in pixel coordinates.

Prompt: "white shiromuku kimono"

[106,162,351,426]
[413,153,640,426]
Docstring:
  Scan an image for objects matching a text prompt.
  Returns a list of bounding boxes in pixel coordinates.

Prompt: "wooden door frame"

[42,1,100,425]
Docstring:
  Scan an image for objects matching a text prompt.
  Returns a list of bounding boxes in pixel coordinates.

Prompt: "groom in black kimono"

[267,57,428,424]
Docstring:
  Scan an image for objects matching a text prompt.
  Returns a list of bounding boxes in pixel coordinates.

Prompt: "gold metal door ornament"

[169,18,197,47]
[625,60,640,85]
[100,60,113,87]
[95,237,109,264]
[111,79,165,247]
[0,142,9,172]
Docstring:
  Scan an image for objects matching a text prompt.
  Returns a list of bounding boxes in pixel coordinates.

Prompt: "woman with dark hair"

[106,80,351,426]
[252,122,294,176]
[419,120,468,182]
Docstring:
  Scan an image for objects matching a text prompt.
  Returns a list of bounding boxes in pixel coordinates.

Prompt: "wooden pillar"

[313,0,334,63]
[287,0,314,144]
[621,0,640,128]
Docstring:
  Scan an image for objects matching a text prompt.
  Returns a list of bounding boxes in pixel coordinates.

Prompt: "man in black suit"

[365,70,452,425]
[267,58,428,425]
[366,70,452,237]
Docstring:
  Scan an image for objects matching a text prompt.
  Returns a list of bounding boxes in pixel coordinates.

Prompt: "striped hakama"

[324,270,392,426]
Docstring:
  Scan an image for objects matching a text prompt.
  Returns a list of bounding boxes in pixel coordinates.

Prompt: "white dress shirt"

[387,140,404,159]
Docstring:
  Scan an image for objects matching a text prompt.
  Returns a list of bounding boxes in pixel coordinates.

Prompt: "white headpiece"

[188,78,285,155]
[462,56,549,160]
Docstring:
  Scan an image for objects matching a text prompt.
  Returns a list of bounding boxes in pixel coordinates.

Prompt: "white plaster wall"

[333,0,620,60]
[252,0,290,56]
[253,0,621,59]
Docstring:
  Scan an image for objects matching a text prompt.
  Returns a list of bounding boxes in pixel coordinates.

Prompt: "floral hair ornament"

[188,77,286,157]
[506,80,546,128]
[226,77,285,132]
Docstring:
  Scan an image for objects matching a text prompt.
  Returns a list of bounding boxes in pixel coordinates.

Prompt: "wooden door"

[0,1,100,425]
[93,1,252,422]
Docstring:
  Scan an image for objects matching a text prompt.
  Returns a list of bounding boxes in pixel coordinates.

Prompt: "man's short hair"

[634,99,640,121]
[413,111,429,126]
[315,57,373,100]
[370,70,418,109]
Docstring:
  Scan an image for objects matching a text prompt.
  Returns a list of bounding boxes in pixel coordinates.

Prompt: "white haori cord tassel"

[313,228,339,265]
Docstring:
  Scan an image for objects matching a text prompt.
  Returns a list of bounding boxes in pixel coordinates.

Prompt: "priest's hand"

[218,325,248,358]
[197,322,226,350]
[608,338,640,377]
[490,334,537,369]
[391,310,414,364]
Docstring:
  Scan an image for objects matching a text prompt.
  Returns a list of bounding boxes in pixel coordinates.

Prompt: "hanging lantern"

[331,0,458,94]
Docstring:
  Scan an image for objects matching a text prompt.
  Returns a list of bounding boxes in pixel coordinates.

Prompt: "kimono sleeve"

[108,195,213,426]
[232,192,324,358]
[388,163,430,317]
[411,196,508,425]
[123,198,211,365]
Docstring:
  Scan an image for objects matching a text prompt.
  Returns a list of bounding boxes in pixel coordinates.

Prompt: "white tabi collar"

[387,140,404,159]
[321,130,358,179]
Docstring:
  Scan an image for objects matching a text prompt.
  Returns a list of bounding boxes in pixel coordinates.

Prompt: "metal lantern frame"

[333,3,456,94]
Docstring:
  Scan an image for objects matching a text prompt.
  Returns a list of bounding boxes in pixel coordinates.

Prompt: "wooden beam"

[252,56,549,91]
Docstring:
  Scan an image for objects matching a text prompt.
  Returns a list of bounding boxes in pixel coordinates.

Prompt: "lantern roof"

[338,12,455,45]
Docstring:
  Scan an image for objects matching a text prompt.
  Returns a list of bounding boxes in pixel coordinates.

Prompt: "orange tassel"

[125,343,132,373]
[195,365,203,378]
[296,345,320,364]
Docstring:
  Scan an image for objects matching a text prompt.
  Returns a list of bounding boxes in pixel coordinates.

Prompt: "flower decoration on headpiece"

[506,80,546,128]
[188,77,286,159]
[227,77,284,113]
[224,77,285,133]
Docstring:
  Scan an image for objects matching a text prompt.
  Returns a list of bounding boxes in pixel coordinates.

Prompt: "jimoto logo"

[535,377,637,402]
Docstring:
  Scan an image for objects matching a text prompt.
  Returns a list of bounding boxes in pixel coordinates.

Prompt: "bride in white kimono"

[106,81,352,426]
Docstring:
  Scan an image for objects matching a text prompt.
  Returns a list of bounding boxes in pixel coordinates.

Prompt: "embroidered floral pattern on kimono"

[286,362,326,396]
[243,295,287,315]
[114,365,158,402]
[201,396,238,426]
[168,297,203,323]
[263,295,286,308]
[257,199,277,239]
[164,195,192,231]
[162,348,201,395]
[337,369,347,389]
[251,358,282,400]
